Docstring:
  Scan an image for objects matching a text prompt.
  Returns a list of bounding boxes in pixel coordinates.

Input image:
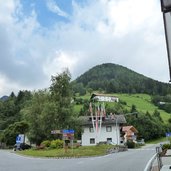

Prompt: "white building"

[81,115,126,146]
[90,93,119,103]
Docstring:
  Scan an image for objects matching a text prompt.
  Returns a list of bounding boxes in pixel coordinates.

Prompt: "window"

[107,138,112,143]
[89,127,94,133]
[90,138,95,144]
[106,126,112,132]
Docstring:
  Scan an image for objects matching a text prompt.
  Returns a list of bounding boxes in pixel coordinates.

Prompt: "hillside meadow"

[115,94,170,123]
[74,93,171,123]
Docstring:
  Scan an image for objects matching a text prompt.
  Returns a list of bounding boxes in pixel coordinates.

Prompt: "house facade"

[122,126,138,143]
[90,93,119,103]
[81,115,126,146]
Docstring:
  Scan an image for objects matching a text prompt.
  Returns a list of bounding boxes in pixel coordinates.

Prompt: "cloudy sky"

[0,0,169,96]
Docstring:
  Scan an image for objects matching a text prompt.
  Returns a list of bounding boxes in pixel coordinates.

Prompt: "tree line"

[0,70,77,146]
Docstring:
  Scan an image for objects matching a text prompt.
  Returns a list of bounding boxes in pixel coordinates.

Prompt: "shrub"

[41,140,51,148]
[50,139,64,149]
[126,140,136,148]
[162,144,171,150]
[50,140,56,149]
[56,139,64,149]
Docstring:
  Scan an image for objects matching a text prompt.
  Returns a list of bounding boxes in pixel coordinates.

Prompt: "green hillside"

[72,63,171,95]
[115,94,170,123]
[73,63,171,123]
[74,93,171,123]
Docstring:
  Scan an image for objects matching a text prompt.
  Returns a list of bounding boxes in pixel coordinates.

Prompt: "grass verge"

[146,137,168,144]
[17,145,113,158]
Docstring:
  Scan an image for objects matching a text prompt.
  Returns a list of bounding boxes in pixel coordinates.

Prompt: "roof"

[122,126,138,133]
[90,93,118,99]
[80,115,126,126]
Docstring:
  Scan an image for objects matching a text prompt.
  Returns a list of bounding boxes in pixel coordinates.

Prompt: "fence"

[144,147,163,171]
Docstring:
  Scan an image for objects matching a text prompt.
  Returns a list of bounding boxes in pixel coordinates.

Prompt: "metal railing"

[144,147,163,171]
[144,153,158,171]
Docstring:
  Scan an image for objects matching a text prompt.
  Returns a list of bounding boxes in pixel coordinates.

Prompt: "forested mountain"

[72,63,171,95]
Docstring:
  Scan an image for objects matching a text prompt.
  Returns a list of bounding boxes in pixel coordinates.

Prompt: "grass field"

[17,145,112,158]
[146,137,169,144]
[74,93,171,123]
[115,94,170,123]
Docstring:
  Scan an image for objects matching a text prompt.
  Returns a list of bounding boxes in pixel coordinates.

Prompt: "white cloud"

[53,0,169,81]
[106,0,156,36]
[43,50,78,78]
[0,0,49,95]
[0,0,169,96]
[0,0,18,24]
[0,74,23,96]
[46,0,68,18]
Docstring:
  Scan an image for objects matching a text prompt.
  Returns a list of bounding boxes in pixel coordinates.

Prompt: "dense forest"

[72,63,171,95]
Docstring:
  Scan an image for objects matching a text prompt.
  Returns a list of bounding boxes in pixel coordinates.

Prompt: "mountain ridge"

[0,95,9,101]
[73,63,171,95]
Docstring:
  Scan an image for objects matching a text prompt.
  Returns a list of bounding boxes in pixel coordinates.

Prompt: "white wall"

[95,96,119,102]
[81,124,120,146]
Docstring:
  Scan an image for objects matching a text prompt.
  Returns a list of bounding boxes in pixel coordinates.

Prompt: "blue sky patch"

[20,0,88,27]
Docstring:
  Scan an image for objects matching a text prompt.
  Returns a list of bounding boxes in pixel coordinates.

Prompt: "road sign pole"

[71,140,73,154]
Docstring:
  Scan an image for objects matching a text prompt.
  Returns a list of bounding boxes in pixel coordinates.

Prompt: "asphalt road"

[0,145,157,171]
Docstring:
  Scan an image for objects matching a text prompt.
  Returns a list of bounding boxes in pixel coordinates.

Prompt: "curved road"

[0,145,157,171]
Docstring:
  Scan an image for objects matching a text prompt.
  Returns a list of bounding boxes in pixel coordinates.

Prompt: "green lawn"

[146,137,169,144]
[17,145,113,158]
[79,94,91,100]
[73,93,171,123]
[114,94,170,123]
[116,94,153,111]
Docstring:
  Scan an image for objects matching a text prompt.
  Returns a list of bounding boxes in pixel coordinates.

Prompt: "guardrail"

[144,147,163,171]
[144,153,158,171]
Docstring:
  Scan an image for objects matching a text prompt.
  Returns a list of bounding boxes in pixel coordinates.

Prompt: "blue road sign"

[165,132,171,137]
[16,134,24,144]
[63,129,74,134]
[16,136,21,144]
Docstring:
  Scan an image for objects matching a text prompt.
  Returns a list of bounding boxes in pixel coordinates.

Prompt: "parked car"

[14,143,31,151]
[136,139,145,145]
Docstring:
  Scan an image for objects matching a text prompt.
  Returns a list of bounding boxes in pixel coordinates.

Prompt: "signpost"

[15,134,25,150]
[166,132,171,137]
[51,130,62,134]
[63,129,74,139]
[62,129,75,153]
[16,134,24,144]
[165,132,171,143]
[50,129,75,153]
